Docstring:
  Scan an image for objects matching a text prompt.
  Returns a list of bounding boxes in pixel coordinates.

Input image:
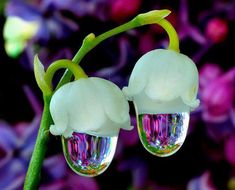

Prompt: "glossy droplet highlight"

[62,132,117,177]
[137,113,189,157]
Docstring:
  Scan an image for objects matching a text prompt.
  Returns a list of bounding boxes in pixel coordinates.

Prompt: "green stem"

[57,9,179,88]
[72,13,179,64]
[24,96,52,190]
[44,59,87,90]
[158,19,179,52]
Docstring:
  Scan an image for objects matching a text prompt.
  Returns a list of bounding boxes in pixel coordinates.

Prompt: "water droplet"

[137,113,189,157]
[62,132,117,177]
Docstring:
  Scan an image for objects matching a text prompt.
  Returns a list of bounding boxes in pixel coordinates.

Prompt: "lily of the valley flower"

[123,49,200,114]
[50,77,132,138]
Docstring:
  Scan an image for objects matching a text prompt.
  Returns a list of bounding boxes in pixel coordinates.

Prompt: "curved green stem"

[158,19,179,52]
[44,59,87,90]
[72,10,179,64]
[57,9,179,87]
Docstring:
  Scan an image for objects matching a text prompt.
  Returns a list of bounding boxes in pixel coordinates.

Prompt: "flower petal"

[50,83,70,135]
[134,92,190,114]
[123,59,148,98]
[124,49,200,114]
[89,77,130,126]
[50,77,132,137]
[67,79,106,133]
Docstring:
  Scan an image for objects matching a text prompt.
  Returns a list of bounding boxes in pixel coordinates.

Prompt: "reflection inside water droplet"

[137,113,189,157]
[62,132,117,177]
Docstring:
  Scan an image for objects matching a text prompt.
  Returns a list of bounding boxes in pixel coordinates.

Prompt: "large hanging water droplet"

[62,132,117,177]
[137,113,189,157]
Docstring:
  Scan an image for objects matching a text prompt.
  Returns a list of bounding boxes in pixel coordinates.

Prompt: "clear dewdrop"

[137,113,189,156]
[62,132,117,177]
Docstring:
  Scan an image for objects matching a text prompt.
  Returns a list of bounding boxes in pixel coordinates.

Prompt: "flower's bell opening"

[62,132,117,177]
[137,112,189,157]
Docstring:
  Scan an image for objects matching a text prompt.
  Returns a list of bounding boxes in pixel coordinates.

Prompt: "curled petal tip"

[127,125,134,131]
[49,124,67,136]
[190,99,200,110]
[122,87,133,101]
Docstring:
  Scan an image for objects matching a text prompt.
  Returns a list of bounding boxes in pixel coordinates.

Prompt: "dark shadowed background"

[0,0,235,189]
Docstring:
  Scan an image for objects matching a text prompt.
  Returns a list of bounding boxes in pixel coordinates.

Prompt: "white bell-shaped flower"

[123,49,200,114]
[50,77,132,138]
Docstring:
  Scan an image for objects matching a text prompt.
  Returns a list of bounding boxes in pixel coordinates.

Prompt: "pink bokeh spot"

[110,0,141,22]
[200,64,235,122]
[224,136,235,166]
[205,18,228,43]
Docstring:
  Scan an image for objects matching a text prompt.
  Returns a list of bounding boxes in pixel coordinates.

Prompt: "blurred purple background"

[0,0,235,189]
